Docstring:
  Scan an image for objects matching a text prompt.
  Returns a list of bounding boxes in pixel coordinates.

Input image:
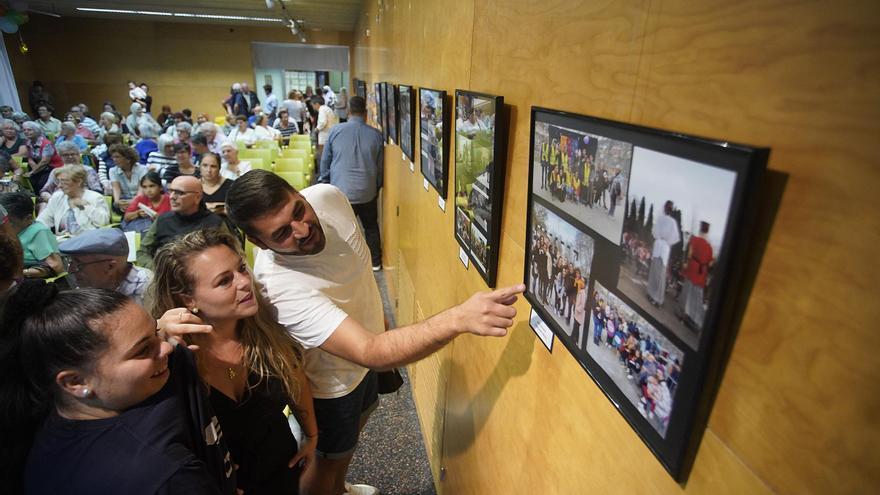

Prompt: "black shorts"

[313,371,379,458]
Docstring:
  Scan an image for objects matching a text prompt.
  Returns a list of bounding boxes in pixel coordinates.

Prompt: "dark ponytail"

[0,281,129,491]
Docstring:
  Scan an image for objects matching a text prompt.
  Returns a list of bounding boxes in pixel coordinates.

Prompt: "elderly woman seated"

[135,122,159,163]
[55,121,88,152]
[108,144,148,212]
[39,141,103,208]
[36,164,110,236]
[97,111,120,141]
[219,142,252,180]
[0,191,64,278]
[22,121,63,192]
[227,115,256,147]
[147,134,177,179]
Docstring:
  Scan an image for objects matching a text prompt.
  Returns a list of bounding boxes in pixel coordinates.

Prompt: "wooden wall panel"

[368,0,879,492]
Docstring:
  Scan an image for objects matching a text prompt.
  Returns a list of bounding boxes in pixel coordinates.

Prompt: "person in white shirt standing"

[225,170,524,495]
[311,96,337,169]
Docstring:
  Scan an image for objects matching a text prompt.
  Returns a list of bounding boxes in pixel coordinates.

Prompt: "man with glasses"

[136,175,232,269]
[59,227,152,306]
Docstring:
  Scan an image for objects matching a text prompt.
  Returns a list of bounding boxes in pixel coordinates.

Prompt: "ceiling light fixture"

[75,7,281,23]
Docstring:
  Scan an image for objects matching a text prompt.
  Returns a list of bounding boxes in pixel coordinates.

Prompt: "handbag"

[377,368,404,395]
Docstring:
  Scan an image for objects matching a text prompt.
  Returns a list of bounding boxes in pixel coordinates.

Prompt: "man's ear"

[56,370,89,400]
[246,234,267,250]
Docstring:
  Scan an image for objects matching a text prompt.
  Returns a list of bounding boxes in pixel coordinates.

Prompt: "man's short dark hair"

[310,96,324,107]
[349,96,366,115]
[192,134,208,147]
[173,142,191,153]
[263,84,272,92]
[226,170,296,237]
[0,191,35,219]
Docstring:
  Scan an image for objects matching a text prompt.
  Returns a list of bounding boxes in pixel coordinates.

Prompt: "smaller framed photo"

[371,82,384,133]
[355,79,367,100]
[398,85,416,162]
[419,88,449,197]
[383,82,398,144]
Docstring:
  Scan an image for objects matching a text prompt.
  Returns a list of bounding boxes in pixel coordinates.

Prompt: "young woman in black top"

[0,282,237,494]
[150,229,318,494]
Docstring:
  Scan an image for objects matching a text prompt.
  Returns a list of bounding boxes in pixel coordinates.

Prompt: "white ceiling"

[25,0,364,32]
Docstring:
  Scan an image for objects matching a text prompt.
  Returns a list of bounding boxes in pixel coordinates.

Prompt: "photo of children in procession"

[420,88,446,194]
[617,147,737,350]
[531,117,632,245]
[586,281,685,438]
[369,82,383,132]
[398,85,415,161]
[454,92,499,274]
[526,202,595,344]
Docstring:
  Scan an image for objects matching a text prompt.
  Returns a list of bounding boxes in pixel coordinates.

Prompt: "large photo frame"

[370,82,383,133]
[523,106,768,481]
[383,82,398,144]
[453,90,507,287]
[398,84,416,162]
[355,79,367,100]
[419,87,449,197]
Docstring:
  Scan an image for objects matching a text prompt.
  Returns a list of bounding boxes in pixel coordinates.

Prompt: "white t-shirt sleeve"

[268,286,349,350]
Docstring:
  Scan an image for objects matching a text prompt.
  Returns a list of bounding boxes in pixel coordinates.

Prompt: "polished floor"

[346,271,436,495]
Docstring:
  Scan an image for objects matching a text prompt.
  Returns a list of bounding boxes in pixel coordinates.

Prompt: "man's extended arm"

[320,284,524,370]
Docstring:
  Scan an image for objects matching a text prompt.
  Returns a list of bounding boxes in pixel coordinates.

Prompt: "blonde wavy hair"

[147,229,303,401]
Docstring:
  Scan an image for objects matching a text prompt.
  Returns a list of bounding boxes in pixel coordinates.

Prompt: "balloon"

[9,11,28,25]
[0,17,18,34]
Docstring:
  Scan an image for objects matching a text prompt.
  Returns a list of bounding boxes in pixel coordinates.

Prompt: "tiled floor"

[346,271,437,495]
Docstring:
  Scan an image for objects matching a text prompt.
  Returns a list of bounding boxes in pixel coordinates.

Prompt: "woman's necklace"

[226,366,238,380]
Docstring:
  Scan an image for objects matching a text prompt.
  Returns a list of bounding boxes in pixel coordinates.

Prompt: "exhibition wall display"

[355,78,367,100]
[370,82,383,133]
[453,90,507,287]
[419,87,449,197]
[384,82,398,144]
[523,106,768,480]
[398,84,416,162]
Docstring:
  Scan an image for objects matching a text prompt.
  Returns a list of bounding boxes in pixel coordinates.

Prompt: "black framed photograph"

[398,84,416,162]
[419,87,449,197]
[355,79,367,100]
[523,106,768,481]
[370,82,383,133]
[453,90,507,287]
[383,82,398,144]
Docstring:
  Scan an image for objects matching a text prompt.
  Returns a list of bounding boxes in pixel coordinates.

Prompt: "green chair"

[274,157,306,173]
[276,171,308,190]
[245,157,269,171]
[281,148,309,160]
[104,196,122,225]
[240,148,274,166]
[289,140,313,156]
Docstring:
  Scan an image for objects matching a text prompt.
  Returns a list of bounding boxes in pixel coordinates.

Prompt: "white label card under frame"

[459,247,469,268]
[438,196,446,212]
[423,178,429,190]
[528,309,554,352]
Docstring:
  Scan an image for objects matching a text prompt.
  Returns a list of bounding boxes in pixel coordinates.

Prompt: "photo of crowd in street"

[617,147,737,350]
[586,281,685,438]
[531,116,633,245]
[370,82,383,133]
[454,91,503,284]
[526,201,595,346]
[398,85,415,162]
[419,88,447,195]
[384,82,397,143]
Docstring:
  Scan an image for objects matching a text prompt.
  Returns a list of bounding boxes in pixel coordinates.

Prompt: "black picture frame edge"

[418,87,450,199]
[398,84,416,163]
[452,89,507,288]
[523,105,769,482]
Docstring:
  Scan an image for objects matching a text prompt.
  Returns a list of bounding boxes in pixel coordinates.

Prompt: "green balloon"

[10,11,28,25]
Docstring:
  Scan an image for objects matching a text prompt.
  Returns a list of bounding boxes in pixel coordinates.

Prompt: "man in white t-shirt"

[226,170,523,495]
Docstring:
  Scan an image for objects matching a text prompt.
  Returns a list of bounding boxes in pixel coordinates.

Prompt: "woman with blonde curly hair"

[149,228,317,494]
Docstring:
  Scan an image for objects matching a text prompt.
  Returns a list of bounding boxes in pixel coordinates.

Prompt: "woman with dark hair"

[199,153,231,210]
[109,144,148,213]
[0,282,238,493]
[150,229,317,494]
[0,191,64,279]
[122,171,170,233]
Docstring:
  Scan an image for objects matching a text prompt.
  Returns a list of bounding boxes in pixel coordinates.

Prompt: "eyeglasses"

[68,258,115,273]
[168,188,198,197]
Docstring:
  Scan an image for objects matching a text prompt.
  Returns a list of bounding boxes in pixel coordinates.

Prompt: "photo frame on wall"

[398,85,416,162]
[419,87,449,197]
[383,82,398,144]
[453,90,507,287]
[371,82,383,133]
[523,106,768,481]
[355,79,367,100]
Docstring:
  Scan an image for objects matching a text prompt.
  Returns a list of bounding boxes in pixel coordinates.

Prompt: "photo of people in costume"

[419,88,447,195]
[383,83,397,143]
[617,147,736,350]
[531,118,632,245]
[368,82,382,132]
[526,201,595,346]
[587,281,685,438]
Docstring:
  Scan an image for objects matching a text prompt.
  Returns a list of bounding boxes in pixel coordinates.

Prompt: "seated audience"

[136,176,230,269]
[162,142,200,183]
[34,105,62,139]
[1,119,27,162]
[227,115,256,147]
[59,227,153,305]
[122,171,170,233]
[55,121,88,152]
[22,121,63,192]
[37,165,110,236]
[253,113,281,143]
[135,122,159,163]
[147,134,177,179]
[219,142,252,180]
[273,108,299,143]
[0,192,64,278]
[39,142,103,205]
[199,152,231,210]
[97,111,119,140]
[199,122,227,154]
[0,283,238,494]
[109,144,148,212]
